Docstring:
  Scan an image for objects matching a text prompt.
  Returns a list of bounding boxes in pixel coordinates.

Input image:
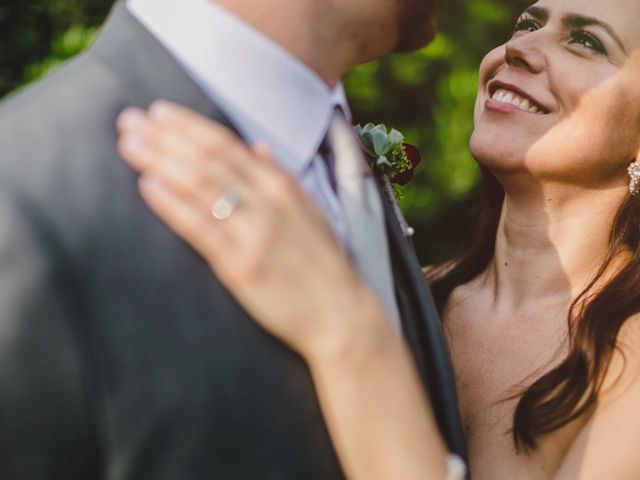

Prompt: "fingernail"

[149,100,176,121]
[139,174,165,193]
[140,173,163,190]
[119,134,148,153]
[118,108,147,130]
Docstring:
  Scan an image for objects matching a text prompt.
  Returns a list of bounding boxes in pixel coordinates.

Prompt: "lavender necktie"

[322,109,402,333]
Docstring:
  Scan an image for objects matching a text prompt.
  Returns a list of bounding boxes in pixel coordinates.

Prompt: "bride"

[116,0,640,477]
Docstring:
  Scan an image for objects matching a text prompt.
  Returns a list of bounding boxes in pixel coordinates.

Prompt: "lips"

[487,80,549,115]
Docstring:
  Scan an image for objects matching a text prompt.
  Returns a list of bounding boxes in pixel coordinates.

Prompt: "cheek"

[469,93,635,181]
[470,49,640,185]
[545,55,640,167]
[527,79,640,178]
[473,46,507,126]
[477,45,506,91]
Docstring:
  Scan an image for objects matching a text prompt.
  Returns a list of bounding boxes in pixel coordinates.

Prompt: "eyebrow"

[523,6,627,54]
[525,6,548,23]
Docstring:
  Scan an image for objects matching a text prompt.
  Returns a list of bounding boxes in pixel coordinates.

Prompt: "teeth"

[491,89,544,114]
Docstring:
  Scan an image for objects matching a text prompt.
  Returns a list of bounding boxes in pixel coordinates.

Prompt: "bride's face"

[470,0,640,190]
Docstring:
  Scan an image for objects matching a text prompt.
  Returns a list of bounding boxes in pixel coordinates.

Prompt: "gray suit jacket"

[0,3,465,478]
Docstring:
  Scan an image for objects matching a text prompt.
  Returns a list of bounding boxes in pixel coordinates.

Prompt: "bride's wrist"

[304,284,400,372]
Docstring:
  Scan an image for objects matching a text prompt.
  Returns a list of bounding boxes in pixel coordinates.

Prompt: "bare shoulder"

[616,313,640,355]
[554,314,640,479]
[600,314,640,399]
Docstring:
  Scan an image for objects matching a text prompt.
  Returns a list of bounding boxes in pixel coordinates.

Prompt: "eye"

[513,15,541,35]
[569,28,607,54]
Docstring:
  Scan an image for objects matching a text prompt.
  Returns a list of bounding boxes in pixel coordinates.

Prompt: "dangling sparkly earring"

[628,161,640,195]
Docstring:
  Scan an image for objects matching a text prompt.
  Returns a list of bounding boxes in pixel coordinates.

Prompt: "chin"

[394,31,436,53]
[469,129,529,175]
[393,15,437,52]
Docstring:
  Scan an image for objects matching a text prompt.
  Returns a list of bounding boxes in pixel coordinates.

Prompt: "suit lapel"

[89,2,231,129]
[379,189,468,460]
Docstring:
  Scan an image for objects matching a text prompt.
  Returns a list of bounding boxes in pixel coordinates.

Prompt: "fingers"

[117,102,269,188]
[146,101,244,154]
[114,101,359,347]
[115,100,311,274]
[118,100,249,170]
[252,141,279,167]
[122,134,248,216]
[138,174,233,270]
[118,104,256,210]
[138,170,275,292]
[117,100,302,208]
[117,108,196,163]
[248,142,303,200]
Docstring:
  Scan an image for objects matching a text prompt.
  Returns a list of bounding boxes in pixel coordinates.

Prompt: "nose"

[504,33,545,74]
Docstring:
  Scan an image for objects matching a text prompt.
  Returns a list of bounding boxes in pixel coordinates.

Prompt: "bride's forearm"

[306,298,449,480]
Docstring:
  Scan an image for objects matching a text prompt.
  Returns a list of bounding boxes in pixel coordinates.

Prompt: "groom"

[0,0,464,478]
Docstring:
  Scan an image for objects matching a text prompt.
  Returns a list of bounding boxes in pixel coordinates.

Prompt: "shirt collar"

[127,0,350,174]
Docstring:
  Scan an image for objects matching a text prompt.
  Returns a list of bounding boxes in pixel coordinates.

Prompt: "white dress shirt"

[127,0,349,244]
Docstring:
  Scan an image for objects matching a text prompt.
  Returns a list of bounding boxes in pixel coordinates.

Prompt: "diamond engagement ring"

[211,186,245,220]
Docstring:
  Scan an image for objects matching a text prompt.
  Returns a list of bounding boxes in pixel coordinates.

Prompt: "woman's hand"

[116,101,389,361]
[116,101,451,479]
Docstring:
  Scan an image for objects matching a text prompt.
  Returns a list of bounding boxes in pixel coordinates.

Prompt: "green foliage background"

[0,0,526,264]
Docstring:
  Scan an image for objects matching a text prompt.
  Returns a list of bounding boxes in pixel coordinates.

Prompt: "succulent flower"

[355,123,421,188]
[354,123,419,235]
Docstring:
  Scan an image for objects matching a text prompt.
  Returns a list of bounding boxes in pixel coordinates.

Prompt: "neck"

[214,0,367,86]
[483,182,628,314]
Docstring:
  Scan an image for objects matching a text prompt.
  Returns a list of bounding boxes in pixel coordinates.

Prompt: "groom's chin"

[393,16,437,53]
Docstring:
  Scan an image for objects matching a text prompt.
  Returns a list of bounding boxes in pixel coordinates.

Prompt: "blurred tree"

[0,0,109,95]
[0,0,527,263]
[346,0,525,263]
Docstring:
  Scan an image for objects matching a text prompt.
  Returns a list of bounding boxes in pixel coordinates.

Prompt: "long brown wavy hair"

[427,166,640,450]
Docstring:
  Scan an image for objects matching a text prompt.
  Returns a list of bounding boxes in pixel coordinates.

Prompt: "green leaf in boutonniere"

[355,123,421,237]
[354,123,423,199]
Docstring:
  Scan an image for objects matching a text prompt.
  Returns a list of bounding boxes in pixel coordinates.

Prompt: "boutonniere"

[355,123,421,237]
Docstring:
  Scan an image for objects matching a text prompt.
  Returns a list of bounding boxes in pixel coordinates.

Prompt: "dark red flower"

[392,143,422,186]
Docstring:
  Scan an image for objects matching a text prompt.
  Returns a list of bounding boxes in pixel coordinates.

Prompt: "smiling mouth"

[491,88,547,115]
[490,89,548,115]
